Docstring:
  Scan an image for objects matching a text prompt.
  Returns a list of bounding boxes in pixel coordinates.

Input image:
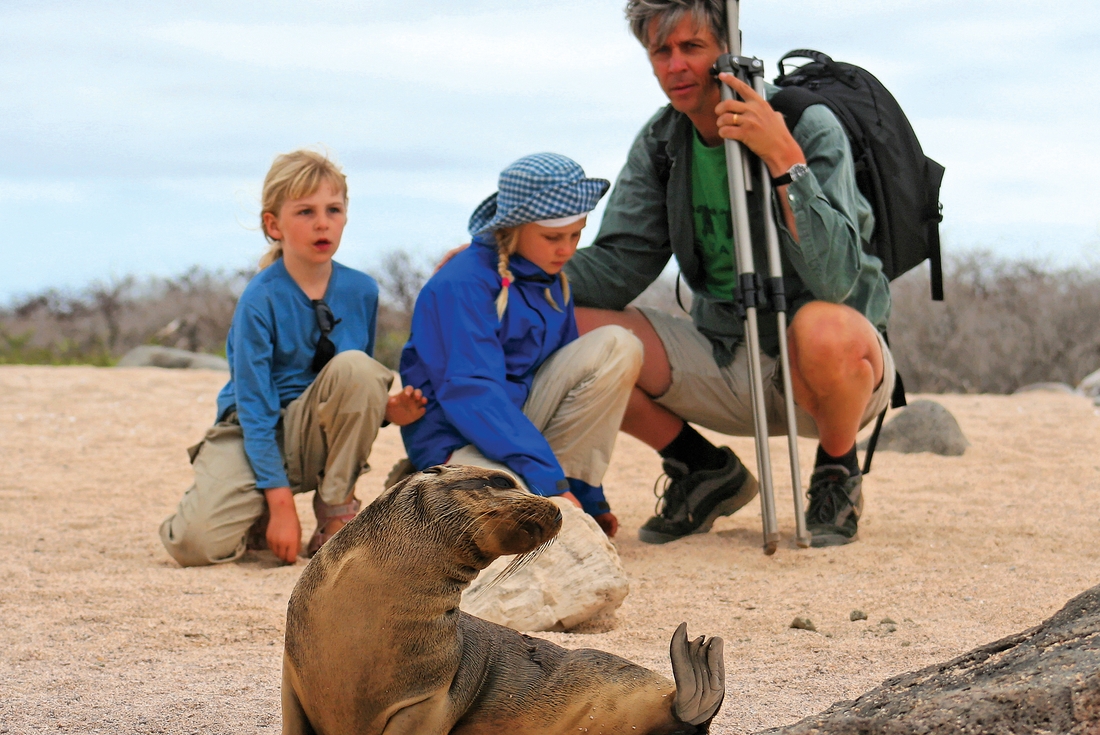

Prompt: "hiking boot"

[638,447,759,544]
[805,465,863,547]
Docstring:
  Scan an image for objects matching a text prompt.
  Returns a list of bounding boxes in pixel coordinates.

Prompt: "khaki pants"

[449,325,643,490]
[637,307,895,438]
[159,351,393,567]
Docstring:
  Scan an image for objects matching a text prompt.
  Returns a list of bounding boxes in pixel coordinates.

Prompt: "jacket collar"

[472,234,555,283]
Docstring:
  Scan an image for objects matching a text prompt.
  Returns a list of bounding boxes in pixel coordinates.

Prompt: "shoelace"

[652,472,691,521]
[807,473,852,523]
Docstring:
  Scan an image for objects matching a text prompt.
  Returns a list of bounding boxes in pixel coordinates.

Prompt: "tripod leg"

[717,51,779,555]
[753,75,810,549]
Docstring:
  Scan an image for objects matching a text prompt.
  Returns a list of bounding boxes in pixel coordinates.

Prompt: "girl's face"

[263,181,347,267]
[514,218,587,275]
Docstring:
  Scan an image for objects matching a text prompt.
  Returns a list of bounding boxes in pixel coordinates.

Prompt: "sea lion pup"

[282,464,726,735]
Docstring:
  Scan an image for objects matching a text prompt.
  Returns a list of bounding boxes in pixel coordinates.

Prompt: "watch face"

[790,163,810,181]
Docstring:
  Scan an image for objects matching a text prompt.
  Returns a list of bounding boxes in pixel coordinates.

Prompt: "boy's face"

[263,181,347,267]
[646,14,724,121]
[514,218,587,275]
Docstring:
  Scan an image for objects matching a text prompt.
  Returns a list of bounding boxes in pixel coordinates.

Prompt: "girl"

[399,153,642,536]
[160,149,425,567]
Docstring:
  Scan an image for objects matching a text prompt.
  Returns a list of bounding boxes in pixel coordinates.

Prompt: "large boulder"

[858,399,968,456]
[761,584,1100,734]
[116,345,228,371]
[461,497,629,632]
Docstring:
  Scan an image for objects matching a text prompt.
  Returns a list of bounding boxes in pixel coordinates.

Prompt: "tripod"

[716,0,810,553]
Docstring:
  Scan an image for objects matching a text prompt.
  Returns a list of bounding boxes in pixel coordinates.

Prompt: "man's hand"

[715,72,805,178]
[263,487,301,564]
[435,243,470,273]
[594,512,619,538]
[385,385,428,426]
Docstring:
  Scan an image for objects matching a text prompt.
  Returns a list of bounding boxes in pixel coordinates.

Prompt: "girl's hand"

[594,512,619,538]
[385,386,427,426]
[263,487,301,564]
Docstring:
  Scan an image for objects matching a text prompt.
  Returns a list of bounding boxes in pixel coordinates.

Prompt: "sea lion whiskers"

[471,536,556,599]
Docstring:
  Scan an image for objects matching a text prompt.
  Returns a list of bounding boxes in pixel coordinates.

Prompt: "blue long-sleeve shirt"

[399,236,577,498]
[216,259,379,489]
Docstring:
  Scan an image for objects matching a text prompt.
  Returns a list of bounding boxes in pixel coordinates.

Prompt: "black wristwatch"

[771,163,809,187]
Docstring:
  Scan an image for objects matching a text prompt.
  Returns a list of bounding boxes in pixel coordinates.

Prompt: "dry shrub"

[373,251,430,370]
[0,268,246,365]
[889,252,1100,394]
[9,249,1095,395]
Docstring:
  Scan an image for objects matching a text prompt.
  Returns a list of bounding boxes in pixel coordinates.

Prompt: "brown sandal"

[306,493,361,557]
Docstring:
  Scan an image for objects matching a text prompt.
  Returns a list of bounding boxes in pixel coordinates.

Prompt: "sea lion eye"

[423,466,443,475]
[488,474,516,489]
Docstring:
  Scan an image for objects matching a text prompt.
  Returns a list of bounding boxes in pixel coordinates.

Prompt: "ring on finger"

[733,113,741,125]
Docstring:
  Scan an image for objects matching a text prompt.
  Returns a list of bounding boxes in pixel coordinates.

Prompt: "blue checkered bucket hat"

[468,153,610,236]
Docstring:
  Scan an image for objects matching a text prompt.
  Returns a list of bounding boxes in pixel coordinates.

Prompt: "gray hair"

[624,0,727,50]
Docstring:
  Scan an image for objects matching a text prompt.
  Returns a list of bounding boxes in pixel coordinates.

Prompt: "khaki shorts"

[637,307,895,439]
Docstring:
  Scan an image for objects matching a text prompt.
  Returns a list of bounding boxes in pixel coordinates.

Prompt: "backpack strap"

[653,143,673,186]
[777,49,860,89]
[861,332,906,475]
[769,86,825,133]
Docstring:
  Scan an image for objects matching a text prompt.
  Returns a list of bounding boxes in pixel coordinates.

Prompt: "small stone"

[1014,381,1078,395]
[880,617,897,625]
[857,400,968,456]
[116,345,229,371]
[850,609,868,621]
[790,616,816,631]
[901,640,912,646]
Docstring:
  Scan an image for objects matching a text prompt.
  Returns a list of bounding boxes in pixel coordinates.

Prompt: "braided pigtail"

[542,271,571,313]
[493,227,520,321]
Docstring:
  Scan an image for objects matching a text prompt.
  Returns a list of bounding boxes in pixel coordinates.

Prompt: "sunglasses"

[310,299,342,373]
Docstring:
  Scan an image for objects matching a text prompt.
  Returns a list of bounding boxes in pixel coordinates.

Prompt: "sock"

[815,444,860,476]
[659,423,727,473]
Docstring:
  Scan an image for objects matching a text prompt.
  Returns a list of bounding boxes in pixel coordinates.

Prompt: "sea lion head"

[387,464,564,564]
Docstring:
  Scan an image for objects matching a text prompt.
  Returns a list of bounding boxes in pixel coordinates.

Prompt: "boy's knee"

[159,513,245,568]
[327,351,394,396]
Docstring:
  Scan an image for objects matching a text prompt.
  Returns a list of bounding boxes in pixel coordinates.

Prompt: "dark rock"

[1014,382,1079,395]
[116,345,228,371]
[858,400,968,456]
[790,617,816,632]
[879,617,896,625]
[850,610,867,622]
[758,584,1100,734]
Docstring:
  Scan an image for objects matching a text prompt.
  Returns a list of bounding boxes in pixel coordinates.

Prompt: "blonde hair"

[258,149,348,269]
[492,225,571,320]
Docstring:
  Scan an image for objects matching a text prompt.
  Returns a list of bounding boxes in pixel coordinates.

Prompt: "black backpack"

[771,49,945,301]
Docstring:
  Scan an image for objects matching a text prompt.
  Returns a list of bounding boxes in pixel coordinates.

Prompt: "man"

[564,0,894,547]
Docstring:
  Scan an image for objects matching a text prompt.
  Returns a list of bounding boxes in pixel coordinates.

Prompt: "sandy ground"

[1,365,1099,734]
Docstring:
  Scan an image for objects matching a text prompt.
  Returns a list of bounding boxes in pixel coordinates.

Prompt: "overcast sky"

[2,0,1098,302]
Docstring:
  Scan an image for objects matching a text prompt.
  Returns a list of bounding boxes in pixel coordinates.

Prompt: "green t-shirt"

[691,132,736,299]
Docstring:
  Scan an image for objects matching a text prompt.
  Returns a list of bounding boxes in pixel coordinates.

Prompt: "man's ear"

[262,211,282,242]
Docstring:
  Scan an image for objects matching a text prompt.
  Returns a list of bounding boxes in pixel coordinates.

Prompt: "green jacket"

[565,100,890,364]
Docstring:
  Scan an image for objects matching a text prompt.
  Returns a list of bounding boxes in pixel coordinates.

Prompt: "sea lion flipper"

[670,622,726,728]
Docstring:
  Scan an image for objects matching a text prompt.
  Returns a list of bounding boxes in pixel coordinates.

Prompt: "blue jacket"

[216,259,379,489]
[401,236,602,506]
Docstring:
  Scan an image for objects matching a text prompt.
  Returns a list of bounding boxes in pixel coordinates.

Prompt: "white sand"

[2,365,1098,734]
